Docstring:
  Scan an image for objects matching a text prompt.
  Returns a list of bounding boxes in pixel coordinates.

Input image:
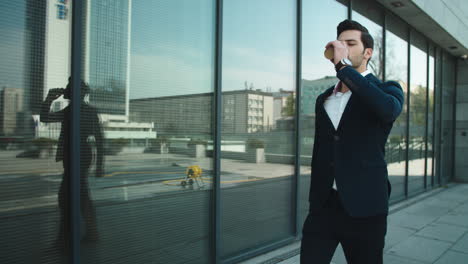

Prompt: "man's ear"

[364,48,373,61]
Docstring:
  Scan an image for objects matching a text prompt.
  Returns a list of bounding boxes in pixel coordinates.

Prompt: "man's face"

[337,29,372,68]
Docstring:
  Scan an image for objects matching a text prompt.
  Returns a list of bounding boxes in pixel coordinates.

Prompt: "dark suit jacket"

[40,103,104,174]
[309,66,404,218]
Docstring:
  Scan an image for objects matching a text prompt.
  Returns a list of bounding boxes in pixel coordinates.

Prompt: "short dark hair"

[337,19,374,51]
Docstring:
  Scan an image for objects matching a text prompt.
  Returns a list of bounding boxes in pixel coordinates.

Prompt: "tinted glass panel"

[80,1,215,263]
[408,31,427,195]
[385,14,408,201]
[0,0,71,262]
[221,0,296,259]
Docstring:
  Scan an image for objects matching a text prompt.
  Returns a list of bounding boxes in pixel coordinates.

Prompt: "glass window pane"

[409,31,427,195]
[221,0,296,259]
[427,48,435,186]
[385,14,408,201]
[80,0,215,263]
[352,1,384,80]
[300,0,348,227]
[440,53,456,184]
[0,0,71,262]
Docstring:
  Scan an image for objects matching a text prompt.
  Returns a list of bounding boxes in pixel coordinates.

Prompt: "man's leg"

[339,214,387,264]
[300,210,339,264]
[80,161,99,242]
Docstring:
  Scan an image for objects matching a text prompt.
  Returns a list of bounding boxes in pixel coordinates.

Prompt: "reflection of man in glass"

[40,78,104,249]
[301,20,404,263]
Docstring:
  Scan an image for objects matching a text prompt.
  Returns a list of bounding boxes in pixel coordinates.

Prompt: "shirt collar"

[333,69,371,94]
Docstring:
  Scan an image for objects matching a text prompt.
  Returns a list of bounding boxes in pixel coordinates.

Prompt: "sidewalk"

[242,183,468,264]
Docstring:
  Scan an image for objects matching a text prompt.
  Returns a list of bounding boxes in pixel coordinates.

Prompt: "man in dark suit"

[300,20,404,263]
[40,78,104,250]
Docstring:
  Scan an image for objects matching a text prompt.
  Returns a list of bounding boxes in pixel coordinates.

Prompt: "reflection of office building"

[99,114,156,140]
[0,88,24,135]
[85,0,131,117]
[25,0,152,141]
[130,90,274,134]
[301,76,338,115]
[272,89,295,128]
[25,0,131,115]
[25,0,72,113]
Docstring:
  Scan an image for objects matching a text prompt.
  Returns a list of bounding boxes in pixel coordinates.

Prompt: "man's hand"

[325,40,349,65]
[46,88,64,101]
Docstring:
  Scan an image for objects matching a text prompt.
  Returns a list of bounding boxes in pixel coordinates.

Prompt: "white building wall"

[43,0,71,104]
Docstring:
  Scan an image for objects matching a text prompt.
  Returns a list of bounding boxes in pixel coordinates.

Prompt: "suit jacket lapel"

[336,73,378,132]
[318,87,336,131]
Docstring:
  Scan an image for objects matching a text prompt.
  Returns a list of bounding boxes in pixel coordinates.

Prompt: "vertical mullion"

[405,29,411,198]
[431,46,436,187]
[348,0,352,19]
[437,50,443,186]
[213,0,223,263]
[294,0,302,237]
[382,12,387,82]
[424,42,430,189]
[70,1,83,263]
[451,58,458,182]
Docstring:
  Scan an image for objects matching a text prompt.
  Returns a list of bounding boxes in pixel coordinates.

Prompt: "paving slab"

[453,202,468,213]
[415,222,468,243]
[388,212,438,230]
[433,250,468,264]
[383,254,429,264]
[452,233,468,254]
[436,212,468,228]
[385,236,452,263]
[404,203,452,218]
[331,245,346,264]
[385,225,418,251]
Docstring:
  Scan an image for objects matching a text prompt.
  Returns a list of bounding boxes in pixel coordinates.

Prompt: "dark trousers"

[57,156,98,246]
[300,189,387,264]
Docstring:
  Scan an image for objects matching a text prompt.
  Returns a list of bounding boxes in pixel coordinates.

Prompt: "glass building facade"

[0,0,460,263]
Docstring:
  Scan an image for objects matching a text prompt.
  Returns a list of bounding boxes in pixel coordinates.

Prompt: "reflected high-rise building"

[25,0,71,114]
[84,0,131,117]
[25,0,131,117]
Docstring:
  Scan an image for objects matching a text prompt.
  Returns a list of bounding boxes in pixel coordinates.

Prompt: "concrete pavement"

[242,183,468,264]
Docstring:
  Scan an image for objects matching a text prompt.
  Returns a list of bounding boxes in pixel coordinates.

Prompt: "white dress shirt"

[324,69,371,190]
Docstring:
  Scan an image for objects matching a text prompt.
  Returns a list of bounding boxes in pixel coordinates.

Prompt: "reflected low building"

[130,89,274,135]
[301,76,338,115]
[0,88,24,136]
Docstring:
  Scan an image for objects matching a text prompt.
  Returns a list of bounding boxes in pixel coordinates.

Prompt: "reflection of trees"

[368,31,384,80]
[384,33,404,83]
[282,94,295,117]
[410,85,428,126]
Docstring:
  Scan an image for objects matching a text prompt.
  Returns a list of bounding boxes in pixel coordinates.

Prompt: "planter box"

[247,148,265,163]
[191,144,206,158]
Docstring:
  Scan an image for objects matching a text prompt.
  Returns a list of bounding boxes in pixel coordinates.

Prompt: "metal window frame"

[294,0,303,238]
[213,0,223,263]
[70,1,84,263]
[424,42,430,190]
[405,28,411,198]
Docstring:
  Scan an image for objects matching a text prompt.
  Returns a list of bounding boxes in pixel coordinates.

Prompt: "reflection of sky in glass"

[302,0,347,81]
[411,45,427,87]
[386,30,407,84]
[222,0,295,92]
[130,0,215,99]
[429,56,434,91]
[0,1,26,89]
